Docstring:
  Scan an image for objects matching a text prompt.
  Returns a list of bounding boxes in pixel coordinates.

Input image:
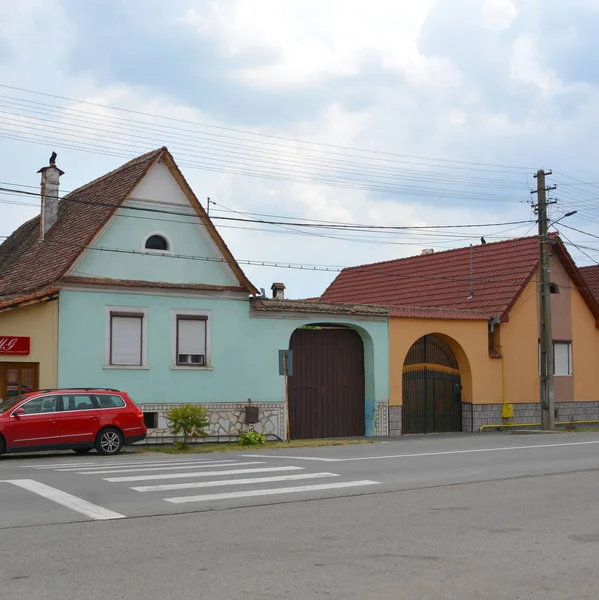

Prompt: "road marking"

[105,465,303,483]
[75,460,250,475]
[132,472,340,492]
[51,459,226,471]
[1,479,125,520]
[21,461,99,469]
[241,454,342,462]
[165,480,380,503]
[244,440,599,463]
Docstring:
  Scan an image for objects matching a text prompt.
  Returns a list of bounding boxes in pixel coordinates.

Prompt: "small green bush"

[166,404,210,449]
[238,431,267,446]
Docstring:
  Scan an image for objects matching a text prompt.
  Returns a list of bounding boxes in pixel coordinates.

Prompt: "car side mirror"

[13,407,25,418]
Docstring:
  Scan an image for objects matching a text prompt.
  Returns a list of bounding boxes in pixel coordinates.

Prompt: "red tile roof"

[0,148,257,299]
[320,235,599,323]
[0,287,60,314]
[61,276,246,293]
[388,306,489,320]
[579,265,599,301]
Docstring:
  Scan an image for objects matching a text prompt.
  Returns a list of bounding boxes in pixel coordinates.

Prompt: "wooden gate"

[288,326,365,439]
[402,335,462,434]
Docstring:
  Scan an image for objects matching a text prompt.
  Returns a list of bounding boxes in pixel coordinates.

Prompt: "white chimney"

[38,151,64,239]
[421,249,434,255]
[271,282,286,299]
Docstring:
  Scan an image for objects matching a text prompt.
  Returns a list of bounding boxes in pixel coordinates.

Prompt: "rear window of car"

[95,394,126,409]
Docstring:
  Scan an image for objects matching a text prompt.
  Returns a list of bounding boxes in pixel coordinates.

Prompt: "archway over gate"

[402,333,465,434]
[288,324,366,439]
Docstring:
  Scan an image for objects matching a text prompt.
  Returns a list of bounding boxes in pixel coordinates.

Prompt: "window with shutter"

[554,342,572,376]
[176,316,207,366]
[110,314,143,366]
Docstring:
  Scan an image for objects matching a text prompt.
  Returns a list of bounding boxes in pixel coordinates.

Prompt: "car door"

[6,395,61,450]
[59,394,100,446]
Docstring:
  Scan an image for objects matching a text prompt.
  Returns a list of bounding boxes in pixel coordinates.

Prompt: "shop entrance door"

[0,363,39,402]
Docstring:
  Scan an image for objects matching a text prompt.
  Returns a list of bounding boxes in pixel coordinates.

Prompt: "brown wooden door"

[288,327,365,440]
[0,363,39,401]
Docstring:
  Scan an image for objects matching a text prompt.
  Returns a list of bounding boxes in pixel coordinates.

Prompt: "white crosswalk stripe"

[165,481,380,504]
[73,460,246,475]
[131,472,341,492]
[22,456,381,508]
[104,465,302,482]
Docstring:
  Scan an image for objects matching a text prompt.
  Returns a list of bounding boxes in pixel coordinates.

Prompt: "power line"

[0,84,536,172]
[0,185,535,232]
[0,129,530,203]
[0,97,531,189]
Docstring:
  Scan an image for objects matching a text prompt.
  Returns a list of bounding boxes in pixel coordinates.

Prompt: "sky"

[1,0,599,299]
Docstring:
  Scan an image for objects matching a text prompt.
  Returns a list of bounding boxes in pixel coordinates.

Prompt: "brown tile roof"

[320,235,599,324]
[61,276,246,293]
[388,306,489,320]
[250,297,389,317]
[0,148,257,299]
[579,265,599,301]
[0,287,60,314]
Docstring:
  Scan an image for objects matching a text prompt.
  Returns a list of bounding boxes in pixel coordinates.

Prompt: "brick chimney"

[271,282,286,299]
[38,151,64,239]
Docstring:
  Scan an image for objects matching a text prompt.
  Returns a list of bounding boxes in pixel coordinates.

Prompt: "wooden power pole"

[533,169,557,430]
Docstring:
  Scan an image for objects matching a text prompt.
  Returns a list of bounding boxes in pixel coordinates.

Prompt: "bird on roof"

[481,236,487,244]
[49,151,57,165]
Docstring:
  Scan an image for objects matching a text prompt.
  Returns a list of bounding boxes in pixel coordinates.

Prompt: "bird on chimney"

[481,236,487,244]
[49,151,57,165]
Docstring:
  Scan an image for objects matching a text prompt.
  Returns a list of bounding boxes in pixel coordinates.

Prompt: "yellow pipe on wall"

[479,420,599,432]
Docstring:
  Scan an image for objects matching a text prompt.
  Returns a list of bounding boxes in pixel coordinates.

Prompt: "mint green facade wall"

[57,290,389,435]
[69,160,238,287]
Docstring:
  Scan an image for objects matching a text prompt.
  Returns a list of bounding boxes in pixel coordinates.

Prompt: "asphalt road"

[2,432,599,599]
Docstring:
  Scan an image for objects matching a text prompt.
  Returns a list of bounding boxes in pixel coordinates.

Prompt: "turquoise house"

[2,148,389,441]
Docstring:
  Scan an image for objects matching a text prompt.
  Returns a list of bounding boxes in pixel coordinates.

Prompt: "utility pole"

[532,169,557,430]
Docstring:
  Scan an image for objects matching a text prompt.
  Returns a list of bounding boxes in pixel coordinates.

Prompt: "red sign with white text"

[0,337,31,355]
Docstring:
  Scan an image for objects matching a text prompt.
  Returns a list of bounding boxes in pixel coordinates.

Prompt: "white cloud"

[3,0,599,296]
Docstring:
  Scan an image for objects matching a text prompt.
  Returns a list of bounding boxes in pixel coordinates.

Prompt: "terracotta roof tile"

[579,265,599,301]
[0,287,60,314]
[320,235,599,324]
[61,276,245,293]
[0,148,256,298]
[320,236,542,318]
[388,306,489,320]
[250,298,388,317]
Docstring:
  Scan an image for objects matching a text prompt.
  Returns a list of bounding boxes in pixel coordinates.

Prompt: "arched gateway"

[402,334,462,434]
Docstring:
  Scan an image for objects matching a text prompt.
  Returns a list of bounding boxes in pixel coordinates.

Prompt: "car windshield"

[0,395,28,413]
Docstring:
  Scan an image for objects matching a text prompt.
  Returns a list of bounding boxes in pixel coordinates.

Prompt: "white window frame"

[171,309,212,370]
[141,231,174,255]
[553,341,572,376]
[538,340,572,376]
[104,306,149,369]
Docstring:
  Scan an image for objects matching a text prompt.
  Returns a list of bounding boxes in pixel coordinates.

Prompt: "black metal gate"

[402,335,462,434]
[288,326,365,439]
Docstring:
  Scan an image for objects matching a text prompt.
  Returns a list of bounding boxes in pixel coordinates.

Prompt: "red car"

[0,388,147,456]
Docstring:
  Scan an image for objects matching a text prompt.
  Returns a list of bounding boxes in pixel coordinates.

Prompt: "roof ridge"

[63,147,165,199]
[338,234,539,273]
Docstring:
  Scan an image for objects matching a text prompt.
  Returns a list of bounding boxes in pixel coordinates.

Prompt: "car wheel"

[73,448,92,454]
[0,436,5,456]
[95,428,124,456]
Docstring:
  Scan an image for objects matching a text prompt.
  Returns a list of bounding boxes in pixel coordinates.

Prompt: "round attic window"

[145,234,169,251]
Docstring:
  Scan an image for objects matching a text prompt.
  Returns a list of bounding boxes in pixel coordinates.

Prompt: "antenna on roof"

[467,244,474,301]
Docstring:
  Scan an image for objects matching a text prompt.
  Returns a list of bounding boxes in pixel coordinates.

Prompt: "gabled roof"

[320,234,599,324]
[0,148,257,299]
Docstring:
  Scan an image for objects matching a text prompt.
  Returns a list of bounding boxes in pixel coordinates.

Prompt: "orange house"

[320,235,599,434]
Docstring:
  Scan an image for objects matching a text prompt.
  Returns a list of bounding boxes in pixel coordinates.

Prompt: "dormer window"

[144,234,169,252]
